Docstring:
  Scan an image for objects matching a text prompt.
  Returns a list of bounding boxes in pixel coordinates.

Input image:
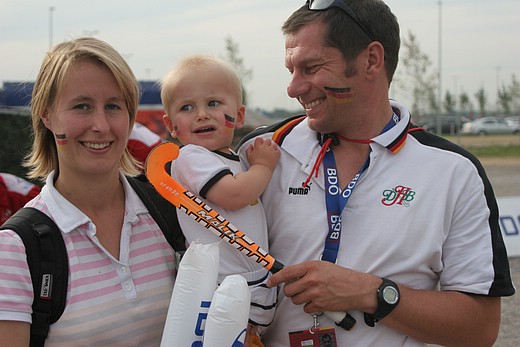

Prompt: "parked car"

[504,116,520,132]
[460,117,517,135]
[421,116,469,135]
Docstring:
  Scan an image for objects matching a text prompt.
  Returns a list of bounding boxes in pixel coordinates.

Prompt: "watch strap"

[364,278,400,327]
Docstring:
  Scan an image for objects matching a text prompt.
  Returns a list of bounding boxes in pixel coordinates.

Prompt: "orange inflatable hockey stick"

[145,142,355,330]
[145,142,284,273]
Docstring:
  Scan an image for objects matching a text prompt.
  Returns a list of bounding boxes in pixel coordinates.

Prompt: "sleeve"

[0,229,34,323]
[171,145,232,198]
[440,160,515,296]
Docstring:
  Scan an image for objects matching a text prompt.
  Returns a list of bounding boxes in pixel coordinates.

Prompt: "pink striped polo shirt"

[0,172,177,346]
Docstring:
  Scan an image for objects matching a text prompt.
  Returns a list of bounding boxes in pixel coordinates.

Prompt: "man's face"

[285,21,363,135]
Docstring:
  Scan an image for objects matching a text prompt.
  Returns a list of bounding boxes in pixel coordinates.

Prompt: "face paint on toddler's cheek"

[56,133,68,146]
[224,114,236,129]
[324,86,354,103]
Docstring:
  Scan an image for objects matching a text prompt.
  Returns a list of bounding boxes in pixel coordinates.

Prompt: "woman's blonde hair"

[24,37,141,181]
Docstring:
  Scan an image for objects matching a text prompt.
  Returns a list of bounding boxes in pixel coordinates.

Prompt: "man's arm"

[267,260,500,347]
[386,287,500,347]
[207,138,280,210]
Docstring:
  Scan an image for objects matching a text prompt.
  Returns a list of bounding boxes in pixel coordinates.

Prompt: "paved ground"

[430,135,520,346]
[482,157,519,347]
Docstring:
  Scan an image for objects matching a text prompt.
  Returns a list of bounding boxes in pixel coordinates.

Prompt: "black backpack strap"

[127,175,186,254]
[0,207,68,347]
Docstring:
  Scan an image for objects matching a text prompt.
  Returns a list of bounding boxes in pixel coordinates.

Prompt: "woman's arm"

[0,321,30,347]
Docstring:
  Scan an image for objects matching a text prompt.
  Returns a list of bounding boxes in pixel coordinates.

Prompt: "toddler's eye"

[180,104,194,112]
[208,100,221,108]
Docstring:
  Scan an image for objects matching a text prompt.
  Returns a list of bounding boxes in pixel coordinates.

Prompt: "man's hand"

[267,260,381,315]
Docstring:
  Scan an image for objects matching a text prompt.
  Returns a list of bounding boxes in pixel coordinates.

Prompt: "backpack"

[0,174,186,347]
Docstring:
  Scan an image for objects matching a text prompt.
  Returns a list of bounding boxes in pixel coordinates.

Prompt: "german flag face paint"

[224,114,235,129]
[325,86,354,104]
[56,133,68,146]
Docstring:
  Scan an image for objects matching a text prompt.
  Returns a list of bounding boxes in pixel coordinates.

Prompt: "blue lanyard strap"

[320,113,398,263]
[322,151,369,263]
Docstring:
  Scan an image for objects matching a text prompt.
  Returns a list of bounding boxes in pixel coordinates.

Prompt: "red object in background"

[136,108,171,139]
[0,173,41,225]
[128,122,163,169]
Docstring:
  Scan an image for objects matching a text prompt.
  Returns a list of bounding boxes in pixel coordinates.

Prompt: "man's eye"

[180,105,193,112]
[304,65,319,74]
[208,100,220,107]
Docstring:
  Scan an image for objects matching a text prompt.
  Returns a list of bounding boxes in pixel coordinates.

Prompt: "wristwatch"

[364,278,400,327]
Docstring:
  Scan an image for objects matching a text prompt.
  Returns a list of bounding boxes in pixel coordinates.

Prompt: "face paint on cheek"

[56,133,68,146]
[224,114,235,131]
[324,86,354,104]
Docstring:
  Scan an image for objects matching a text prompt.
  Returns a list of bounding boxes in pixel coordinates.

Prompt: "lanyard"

[320,113,399,263]
[321,151,369,263]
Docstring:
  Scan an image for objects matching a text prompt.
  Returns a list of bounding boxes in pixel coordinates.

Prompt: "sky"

[1,0,519,112]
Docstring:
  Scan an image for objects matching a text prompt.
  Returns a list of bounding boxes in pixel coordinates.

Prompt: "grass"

[442,134,520,158]
[465,145,520,157]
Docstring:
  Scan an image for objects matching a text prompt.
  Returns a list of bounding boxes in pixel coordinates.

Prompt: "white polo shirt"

[171,144,276,326]
[238,100,514,347]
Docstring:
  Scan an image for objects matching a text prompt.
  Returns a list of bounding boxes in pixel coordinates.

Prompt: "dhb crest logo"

[382,185,416,207]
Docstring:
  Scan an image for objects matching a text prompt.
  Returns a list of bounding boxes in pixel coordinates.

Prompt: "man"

[238,1,515,346]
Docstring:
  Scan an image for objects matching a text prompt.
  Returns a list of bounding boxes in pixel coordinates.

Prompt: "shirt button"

[125,284,132,291]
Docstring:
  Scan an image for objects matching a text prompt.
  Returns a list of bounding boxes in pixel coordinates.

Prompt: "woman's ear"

[41,110,52,130]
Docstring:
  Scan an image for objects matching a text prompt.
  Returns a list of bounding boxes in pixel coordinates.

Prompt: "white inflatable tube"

[160,241,219,347]
[203,274,251,347]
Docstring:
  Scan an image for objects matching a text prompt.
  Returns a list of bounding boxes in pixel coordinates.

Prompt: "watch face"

[382,286,399,304]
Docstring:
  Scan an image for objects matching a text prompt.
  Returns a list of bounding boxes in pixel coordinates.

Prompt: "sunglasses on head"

[307,0,374,41]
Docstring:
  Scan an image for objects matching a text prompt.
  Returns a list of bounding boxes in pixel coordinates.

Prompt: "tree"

[223,36,253,105]
[458,91,473,116]
[395,31,437,117]
[443,90,456,114]
[506,74,520,114]
[474,87,488,116]
[497,84,511,114]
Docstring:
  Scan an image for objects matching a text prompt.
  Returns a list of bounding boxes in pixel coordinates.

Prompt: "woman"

[0,37,178,346]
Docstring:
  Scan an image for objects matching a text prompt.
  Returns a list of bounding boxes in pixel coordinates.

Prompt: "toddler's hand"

[246,138,280,172]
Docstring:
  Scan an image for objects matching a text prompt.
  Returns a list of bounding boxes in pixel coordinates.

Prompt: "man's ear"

[365,41,385,80]
[162,114,177,137]
[234,105,246,130]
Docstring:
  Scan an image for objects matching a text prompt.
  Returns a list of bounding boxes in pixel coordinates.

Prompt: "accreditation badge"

[289,326,337,347]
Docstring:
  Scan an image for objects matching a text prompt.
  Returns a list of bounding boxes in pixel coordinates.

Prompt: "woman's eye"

[74,103,90,110]
[106,103,121,111]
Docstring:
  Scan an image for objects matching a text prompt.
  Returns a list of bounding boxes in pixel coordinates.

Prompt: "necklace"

[302,134,371,188]
[334,133,374,144]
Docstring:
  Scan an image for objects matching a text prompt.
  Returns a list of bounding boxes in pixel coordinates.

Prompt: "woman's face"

[41,59,131,179]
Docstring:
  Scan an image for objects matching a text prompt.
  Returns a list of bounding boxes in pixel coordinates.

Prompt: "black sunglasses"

[307,0,374,41]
